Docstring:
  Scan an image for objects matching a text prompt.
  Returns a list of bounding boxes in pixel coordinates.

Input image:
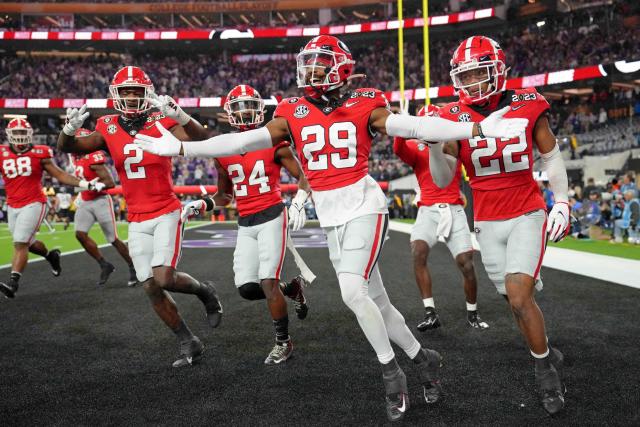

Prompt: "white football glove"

[63,104,90,136]
[181,199,208,223]
[479,106,529,140]
[79,178,105,192]
[547,202,570,242]
[133,122,182,157]
[288,189,309,231]
[147,92,191,126]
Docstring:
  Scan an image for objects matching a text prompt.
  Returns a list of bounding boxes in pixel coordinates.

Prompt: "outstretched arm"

[42,159,105,191]
[370,106,528,141]
[133,117,291,158]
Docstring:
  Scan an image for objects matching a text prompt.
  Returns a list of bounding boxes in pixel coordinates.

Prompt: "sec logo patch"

[107,124,117,134]
[458,113,471,122]
[294,105,310,119]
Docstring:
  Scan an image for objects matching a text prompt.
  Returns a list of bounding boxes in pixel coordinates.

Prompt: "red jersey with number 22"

[95,112,181,222]
[273,88,389,191]
[216,142,288,217]
[439,88,548,221]
[0,145,51,208]
[73,150,109,201]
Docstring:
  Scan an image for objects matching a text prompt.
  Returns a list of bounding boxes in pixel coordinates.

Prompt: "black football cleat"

[382,362,409,422]
[46,249,62,277]
[264,340,293,365]
[287,276,309,320]
[535,364,565,415]
[415,348,443,404]
[467,310,489,329]
[127,266,139,287]
[417,307,441,331]
[97,262,115,286]
[0,280,18,299]
[172,336,204,368]
[199,281,223,328]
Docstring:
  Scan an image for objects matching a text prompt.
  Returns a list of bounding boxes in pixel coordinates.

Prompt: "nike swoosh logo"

[511,104,525,111]
[345,101,359,108]
[398,395,407,413]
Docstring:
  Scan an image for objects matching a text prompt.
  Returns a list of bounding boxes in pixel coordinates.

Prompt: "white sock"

[466,302,477,311]
[422,297,435,308]
[338,272,394,364]
[531,348,550,358]
[369,266,421,359]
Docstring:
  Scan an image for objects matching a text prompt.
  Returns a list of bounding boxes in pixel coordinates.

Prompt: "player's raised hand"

[181,199,207,223]
[288,189,309,231]
[63,104,90,136]
[147,93,191,126]
[479,106,528,139]
[133,122,182,156]
[547,201,570,242]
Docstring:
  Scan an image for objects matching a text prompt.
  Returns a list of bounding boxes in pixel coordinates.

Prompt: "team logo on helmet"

[294,105,310,119]
[458,113,472,122]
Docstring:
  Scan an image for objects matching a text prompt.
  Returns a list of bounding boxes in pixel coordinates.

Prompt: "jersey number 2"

[123,144,146,179]
[227,160,271,197]
[469,134,529,177]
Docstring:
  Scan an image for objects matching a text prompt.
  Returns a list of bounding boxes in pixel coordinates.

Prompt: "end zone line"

[389,220,640,289]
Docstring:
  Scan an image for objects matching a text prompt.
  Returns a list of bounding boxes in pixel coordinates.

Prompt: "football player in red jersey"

[134,36,527,421]
[427,36,569,414]
[394,104,487,332]
[56,66,223,368]
[70,128,138,287]
[181,84,311,365]
[0,118,105,299]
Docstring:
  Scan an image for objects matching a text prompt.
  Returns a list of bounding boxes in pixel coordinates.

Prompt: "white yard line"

[0,222,212,271]
[388,220,640,289]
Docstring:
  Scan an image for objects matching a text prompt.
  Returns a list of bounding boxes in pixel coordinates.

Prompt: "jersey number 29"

[301,122,357,171]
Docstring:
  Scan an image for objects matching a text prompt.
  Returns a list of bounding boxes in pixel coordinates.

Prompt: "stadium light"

[3,114,27,119]
[536,20,546,27]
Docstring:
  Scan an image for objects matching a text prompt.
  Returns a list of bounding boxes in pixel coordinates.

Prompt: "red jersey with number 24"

[216,142,288,217]
[273,88,389,191]
[73,150,108,201]
[0,145,51,208]
[95,113,181,222]
[438,88,548,221]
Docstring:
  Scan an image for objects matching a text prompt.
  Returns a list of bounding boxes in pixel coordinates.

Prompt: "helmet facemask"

[296,49,353,94]
[450,59,506,104]
[109,84,154,116]
[224,97,265,130]
[6,127,33,153]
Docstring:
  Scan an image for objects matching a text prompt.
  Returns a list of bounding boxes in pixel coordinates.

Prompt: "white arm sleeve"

[429,143,458,188]
[385,113,475,142]
[182,127,273,158]
[541,144,568,203]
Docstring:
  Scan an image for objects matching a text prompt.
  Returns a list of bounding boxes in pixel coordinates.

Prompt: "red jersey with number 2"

[94,113,181,222]
[73,150,108,201]
[0,145,51,208]
[438,88,548,221]
[273,88,389,191]
[216,142,288,217]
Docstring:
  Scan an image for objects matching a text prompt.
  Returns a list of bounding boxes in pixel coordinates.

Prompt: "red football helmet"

[450,36,507,105]
[224,85,265,131]
[109,66,155,115]
[296,35,355,97]
[5,118,33,152]
[417,104,439,117]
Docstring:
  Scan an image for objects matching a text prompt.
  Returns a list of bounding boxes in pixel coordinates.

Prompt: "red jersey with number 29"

[216,142,288,217]
[439,88,548,221]
[73,150,108,201]
[273,88,389,191]
[95,112,181,222]
[0,145,51,208]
